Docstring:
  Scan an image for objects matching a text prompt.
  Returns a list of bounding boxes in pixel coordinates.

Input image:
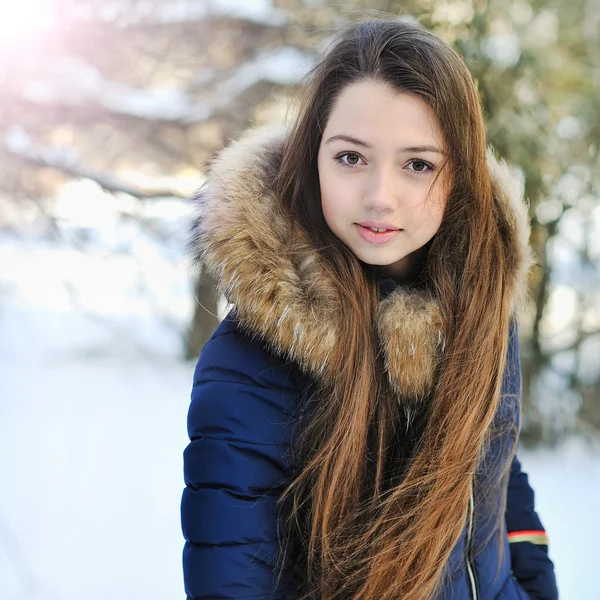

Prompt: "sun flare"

[0,0,56,40]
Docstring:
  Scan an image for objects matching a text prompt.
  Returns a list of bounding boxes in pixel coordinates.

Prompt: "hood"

[188,124,533,398]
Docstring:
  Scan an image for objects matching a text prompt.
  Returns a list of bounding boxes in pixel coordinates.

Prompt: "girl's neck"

[371,244,430,287]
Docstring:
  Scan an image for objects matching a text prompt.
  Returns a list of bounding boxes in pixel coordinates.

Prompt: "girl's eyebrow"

[324,134,446,155]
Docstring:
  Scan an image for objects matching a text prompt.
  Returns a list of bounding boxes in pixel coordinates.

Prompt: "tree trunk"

[185,270,220,360]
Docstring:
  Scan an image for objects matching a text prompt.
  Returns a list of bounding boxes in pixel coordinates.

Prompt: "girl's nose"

[363,169,397,212]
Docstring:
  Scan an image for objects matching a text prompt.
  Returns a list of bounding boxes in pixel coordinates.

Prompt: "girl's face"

[317,80,452,279]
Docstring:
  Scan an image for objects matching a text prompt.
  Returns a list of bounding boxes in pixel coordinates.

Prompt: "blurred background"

[0,0,598,598]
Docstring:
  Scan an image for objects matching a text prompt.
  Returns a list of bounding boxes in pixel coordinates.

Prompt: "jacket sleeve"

[181,316,301,600]
[506,455,558,599]
[504,324,559,600]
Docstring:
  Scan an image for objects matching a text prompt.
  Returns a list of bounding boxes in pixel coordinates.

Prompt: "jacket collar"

[189,124,532,397]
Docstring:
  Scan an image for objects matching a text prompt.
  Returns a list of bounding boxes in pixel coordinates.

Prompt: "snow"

[0,225,195,600]
[0,349,193,600]
[0,227,597,599]
[520,441,600,600]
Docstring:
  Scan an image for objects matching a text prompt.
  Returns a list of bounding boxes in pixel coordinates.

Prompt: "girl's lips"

[356,224,402,244]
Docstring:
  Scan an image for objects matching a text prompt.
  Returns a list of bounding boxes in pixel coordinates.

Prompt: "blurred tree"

[0,0,321,355]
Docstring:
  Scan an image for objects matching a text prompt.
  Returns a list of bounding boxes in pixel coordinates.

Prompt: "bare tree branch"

[3,132,189,199]
[4,48,314,126]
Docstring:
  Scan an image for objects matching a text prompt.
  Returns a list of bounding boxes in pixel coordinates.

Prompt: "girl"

[181,18,558,600]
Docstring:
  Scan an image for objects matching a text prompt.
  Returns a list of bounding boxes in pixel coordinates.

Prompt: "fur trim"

[189,126,532,397]
[486,147,535,318]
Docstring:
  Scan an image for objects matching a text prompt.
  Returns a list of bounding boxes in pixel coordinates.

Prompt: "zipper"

[466,482,479,600]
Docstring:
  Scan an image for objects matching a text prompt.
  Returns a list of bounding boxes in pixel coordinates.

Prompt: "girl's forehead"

[324,80,446,151]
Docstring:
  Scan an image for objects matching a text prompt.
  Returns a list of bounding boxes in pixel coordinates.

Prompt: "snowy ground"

[0,232,597,600]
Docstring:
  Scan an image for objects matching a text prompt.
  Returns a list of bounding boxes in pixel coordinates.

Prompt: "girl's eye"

[334,154,435,173]
[335,152,364,168]
[407,159,434,174]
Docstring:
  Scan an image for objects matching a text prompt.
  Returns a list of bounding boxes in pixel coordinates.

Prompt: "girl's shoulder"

[189,309,306,449]
[194,308,302,395]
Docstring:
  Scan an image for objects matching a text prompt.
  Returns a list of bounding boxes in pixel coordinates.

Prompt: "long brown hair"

[273,18,517,600]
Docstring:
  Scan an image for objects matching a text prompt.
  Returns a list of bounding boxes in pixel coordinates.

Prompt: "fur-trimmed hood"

[189,124,533,398]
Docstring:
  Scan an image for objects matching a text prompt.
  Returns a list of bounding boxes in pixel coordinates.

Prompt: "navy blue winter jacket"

[181,125,559,599]
[182,314,558,600]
